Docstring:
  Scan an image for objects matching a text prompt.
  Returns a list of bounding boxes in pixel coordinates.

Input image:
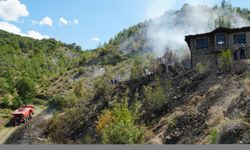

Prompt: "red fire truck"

[12,105,35,126]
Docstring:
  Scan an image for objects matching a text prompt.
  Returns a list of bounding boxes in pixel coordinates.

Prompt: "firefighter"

[232,45,238,61]
[239,44,246,59]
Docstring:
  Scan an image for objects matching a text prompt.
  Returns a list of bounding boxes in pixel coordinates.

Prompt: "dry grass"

[189,95,204,106]
[143,128,155,143]
[206,106,225,128]
[243,77,250,85]
[0,109,12,120]
[157,110,184,129]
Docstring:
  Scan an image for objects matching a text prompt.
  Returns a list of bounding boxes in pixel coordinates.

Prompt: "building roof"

[185,26,250,47]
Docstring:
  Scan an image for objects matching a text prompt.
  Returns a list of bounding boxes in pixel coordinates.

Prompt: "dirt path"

[4,105,55,144]
[0,105,46,144]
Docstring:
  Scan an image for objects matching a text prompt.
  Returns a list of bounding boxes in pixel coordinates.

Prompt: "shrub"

[196,63,207,74]
[1,96,10,108]
[49,96,66,110]
[96,97,144,144]
[82,134,93,144]
[48,107,86,144]
[64,92,78,108]
[94,78,112,95]
[130,64,144,79]
[130,54,155,79]
[77,67,85,74]
[143,79,166,110]
[12,97,23,109]
[15,77,36,101]
[50,93,78,110]
[209,128,218,144]
[220,49,232,69]
[74,79,88,98]
[96,110,113,134]
[0,77,10,96]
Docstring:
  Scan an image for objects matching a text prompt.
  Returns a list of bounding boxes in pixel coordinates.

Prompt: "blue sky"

[0,0,250,49]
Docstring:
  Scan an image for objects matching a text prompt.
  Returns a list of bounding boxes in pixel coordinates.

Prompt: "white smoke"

[145,1,250,57]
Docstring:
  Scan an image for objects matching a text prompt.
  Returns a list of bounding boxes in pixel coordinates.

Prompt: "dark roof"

[185,26,250,47]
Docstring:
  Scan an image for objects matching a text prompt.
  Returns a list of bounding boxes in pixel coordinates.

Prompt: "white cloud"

[91,37,100,43]
[0,0,29,21]
[59,17,79,26]
[73,19,79,24]
[0,21,21,34]
[39,17,53,26]
[59,17,68,26]
[0,21,48,40]
[26,30,49,40]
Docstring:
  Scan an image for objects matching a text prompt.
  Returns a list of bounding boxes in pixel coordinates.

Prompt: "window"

[196,38,208,49]
[216,34,225,45]
[234,34,246,44]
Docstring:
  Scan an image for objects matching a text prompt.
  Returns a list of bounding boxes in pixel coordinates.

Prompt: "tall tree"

[215,16,232,28]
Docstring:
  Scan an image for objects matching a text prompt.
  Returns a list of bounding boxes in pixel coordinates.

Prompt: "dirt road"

[4,105,55,144]
[0,105,47,144]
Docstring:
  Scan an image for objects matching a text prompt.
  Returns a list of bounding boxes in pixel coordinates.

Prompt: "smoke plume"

[145,1,250,58]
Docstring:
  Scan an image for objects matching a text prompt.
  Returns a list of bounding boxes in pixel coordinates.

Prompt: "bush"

[65,92,78,108]
[94,78,112,95]
[96,110,113,134]
[12,97,23,109]
[77,67,85,74]
[143,79,166,110]
[196,63,207,74]
[0,77,10,96]
[48,107,86,143]
[96,97,144,144]
[49,96,66,110]
[82,134,93,144]
[50,93,78,110]
[15,77,36,101]
[220,49,232,69]
[130,64,144,79]
[209,128,218,144]
[74,79,88,98]
[1,96,10,108]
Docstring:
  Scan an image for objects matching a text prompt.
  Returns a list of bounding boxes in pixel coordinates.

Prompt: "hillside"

[1,0,250,145]
[0,29,83,106]
[5,58,250,144]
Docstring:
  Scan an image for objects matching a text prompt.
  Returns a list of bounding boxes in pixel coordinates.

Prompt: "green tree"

[215,16,232,28]
[221,0,227,9]
[15,77,36,103]
[0,77,10,96]
[96,97,144,144]
[221,0,233,11]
